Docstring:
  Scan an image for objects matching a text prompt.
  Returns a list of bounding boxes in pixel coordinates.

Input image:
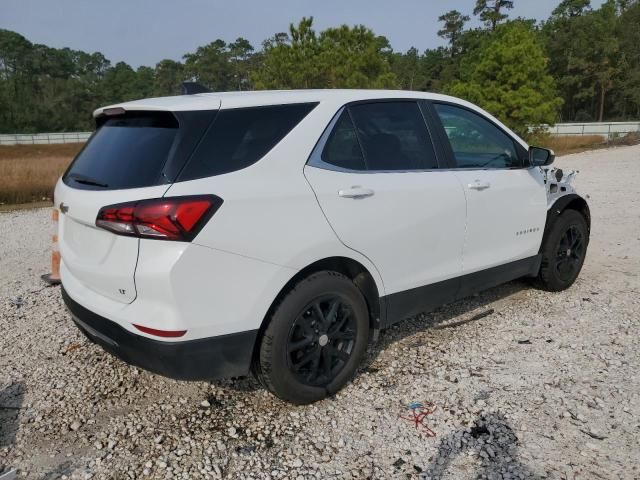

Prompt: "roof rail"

[182,82,212,95]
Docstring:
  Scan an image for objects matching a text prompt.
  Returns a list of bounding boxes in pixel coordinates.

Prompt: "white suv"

[55,89,590,404]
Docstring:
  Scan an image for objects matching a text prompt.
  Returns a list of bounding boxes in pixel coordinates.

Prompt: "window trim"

[425,100,530,171]
[307,106,358,173]
[319,107,368,172]
[307,99,444,174]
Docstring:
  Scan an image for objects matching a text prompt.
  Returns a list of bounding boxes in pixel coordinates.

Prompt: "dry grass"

[0,144,82,205]
[609,131,640,147]
[530,132,640,156]
[532,135,606,156]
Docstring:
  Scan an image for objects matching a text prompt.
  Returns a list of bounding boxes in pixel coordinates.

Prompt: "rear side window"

[179,103,317,180]
[64,112,178,190]
[321,111,367,171]
[434,103,521,169]
[349,102,438,171]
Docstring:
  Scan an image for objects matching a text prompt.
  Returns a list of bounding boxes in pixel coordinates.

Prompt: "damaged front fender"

[544,167,580,208]
[542,166,591,235]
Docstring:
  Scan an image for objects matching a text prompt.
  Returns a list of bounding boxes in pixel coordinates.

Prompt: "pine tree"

[473,0,515,30]
[437,10,471,56]
[448,21,562,135]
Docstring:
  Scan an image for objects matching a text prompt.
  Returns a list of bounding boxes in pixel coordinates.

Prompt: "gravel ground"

[1,145,639,480]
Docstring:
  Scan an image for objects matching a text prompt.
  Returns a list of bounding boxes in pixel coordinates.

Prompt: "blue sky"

[1,0,606,68]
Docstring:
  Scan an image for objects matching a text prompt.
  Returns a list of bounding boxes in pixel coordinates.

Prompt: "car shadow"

[420,411,542,479]
[38,461,72,480]
[214,279,529,395]
[0,381,24,472]
[209,375,262,393]
[363,279,529,369]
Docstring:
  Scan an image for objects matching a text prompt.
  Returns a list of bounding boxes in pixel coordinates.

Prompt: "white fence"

[544,121,640,138]
[0,132,92,145]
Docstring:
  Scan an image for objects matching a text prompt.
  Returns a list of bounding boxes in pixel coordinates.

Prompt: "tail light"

[96,195,222,241]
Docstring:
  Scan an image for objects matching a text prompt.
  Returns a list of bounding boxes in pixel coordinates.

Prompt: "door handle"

[468,180,491,190]
[338,186,375,199]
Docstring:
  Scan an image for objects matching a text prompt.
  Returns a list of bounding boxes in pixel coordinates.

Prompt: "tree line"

[0,0,638,136]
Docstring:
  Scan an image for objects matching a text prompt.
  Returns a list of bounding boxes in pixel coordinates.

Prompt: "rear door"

[304,101,467,310]
[429,102,546,274]
[55,109,215,303]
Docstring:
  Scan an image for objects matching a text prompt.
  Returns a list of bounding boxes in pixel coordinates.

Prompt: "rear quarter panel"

[163,101,386,319]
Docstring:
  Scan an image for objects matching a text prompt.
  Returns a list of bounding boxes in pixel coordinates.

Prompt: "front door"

[430,102,547,274]
[304,101,467,319]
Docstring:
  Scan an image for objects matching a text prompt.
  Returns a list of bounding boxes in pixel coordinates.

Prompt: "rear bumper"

[62,287,258,381]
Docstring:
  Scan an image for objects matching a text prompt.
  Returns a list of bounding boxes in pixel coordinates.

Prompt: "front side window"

[179,103,317,180]
[434,103,521,169]
[349,102,438,171]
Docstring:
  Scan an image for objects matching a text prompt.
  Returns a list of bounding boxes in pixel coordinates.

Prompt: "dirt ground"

[1,144,639,479]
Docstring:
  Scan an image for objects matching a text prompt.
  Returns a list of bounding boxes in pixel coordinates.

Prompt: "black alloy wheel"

[555,225,586,282]
[254,271,370,404]
[535,209,589,292]
[287,295,357,386]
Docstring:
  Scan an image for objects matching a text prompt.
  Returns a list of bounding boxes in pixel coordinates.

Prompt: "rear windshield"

[177,103,317,181]
[63,111,178,190]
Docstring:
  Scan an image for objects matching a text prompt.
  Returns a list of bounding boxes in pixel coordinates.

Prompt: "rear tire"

[254,271,370,404]
[536,209,589,291]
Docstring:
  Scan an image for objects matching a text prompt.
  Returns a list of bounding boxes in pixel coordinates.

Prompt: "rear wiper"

[68,173,109,188]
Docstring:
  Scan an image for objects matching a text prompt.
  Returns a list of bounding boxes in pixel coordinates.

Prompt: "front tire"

[536,209,589,291]
[254,271,370,404]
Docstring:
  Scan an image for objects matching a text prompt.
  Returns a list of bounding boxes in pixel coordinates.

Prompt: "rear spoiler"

[92,82,215,118]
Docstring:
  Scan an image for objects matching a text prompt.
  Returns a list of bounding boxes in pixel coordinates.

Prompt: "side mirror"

[529,146,555,167]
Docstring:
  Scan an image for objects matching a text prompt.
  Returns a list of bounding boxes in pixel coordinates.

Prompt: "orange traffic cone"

[41,208,61,286]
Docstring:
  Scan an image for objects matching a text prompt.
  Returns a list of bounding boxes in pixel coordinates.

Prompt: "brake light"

[96,195,222,241]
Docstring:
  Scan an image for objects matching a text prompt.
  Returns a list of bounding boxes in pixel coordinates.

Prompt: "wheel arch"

[251,256,384,370]
[545,194,591,237]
